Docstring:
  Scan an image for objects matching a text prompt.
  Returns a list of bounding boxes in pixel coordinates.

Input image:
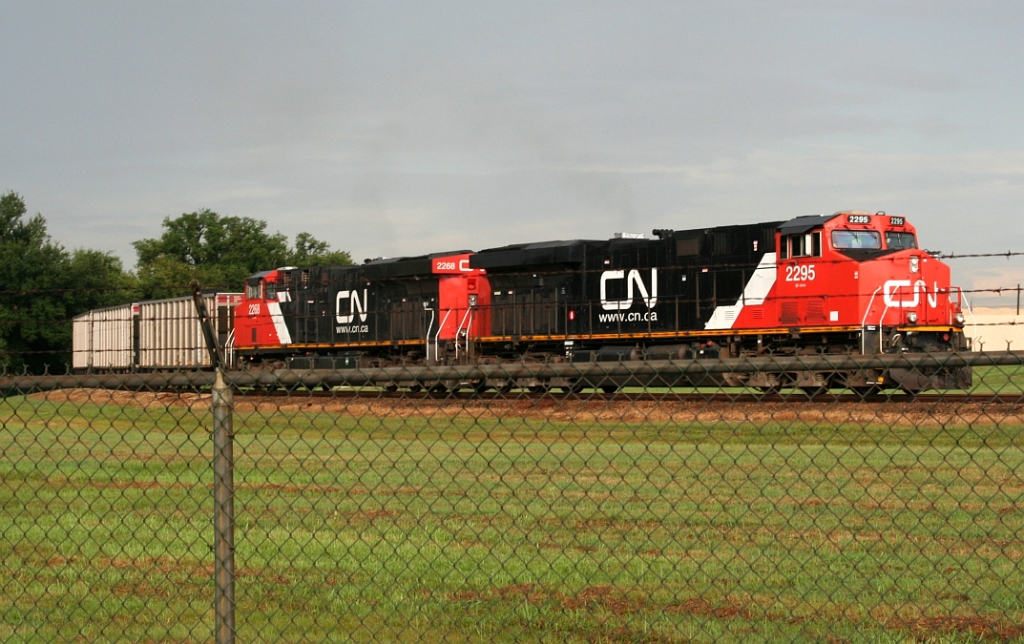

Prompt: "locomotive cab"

[235,268,293,350]
[770,211,967,357]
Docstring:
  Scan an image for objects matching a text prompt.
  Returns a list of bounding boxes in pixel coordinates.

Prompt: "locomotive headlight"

[907,311,918,324]
[909,256,920,273]
[955,312,966,325]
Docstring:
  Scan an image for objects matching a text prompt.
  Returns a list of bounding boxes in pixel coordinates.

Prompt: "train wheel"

[528,385,549,394]
[600,385,619,394]
[408,384,423,393]
[384,384,398,393]
[496,382,513,394]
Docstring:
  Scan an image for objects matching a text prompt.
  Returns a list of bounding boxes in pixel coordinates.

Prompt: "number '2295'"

[785,264,816,282]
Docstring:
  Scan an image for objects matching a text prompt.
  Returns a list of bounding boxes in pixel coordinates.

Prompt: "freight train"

[232,211,971,393]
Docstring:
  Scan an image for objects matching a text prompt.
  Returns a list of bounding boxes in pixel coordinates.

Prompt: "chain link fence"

[4,353,1024,643]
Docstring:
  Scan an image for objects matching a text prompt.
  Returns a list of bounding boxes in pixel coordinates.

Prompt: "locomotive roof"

[363,250,473,278]
[470,239,596,269]
[247,270,275,281]
[778,214,841,235]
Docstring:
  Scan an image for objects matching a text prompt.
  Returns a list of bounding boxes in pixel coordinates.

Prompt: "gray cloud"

[1,0,1021,300]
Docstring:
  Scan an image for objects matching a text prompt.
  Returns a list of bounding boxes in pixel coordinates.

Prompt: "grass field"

[2,376,1024,642]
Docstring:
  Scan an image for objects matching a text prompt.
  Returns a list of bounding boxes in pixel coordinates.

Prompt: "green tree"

[133,210,351,297]
[0,192,132,373]
[289,231,354,266]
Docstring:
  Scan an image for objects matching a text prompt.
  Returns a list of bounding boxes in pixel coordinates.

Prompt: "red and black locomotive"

[235,211,970,392]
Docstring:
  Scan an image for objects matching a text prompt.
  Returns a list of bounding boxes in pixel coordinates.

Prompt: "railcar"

[72,302,136,371]
[234,211,970,392]
[72,293,242,372]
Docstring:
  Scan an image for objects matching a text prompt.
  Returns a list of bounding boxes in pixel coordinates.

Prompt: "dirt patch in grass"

[34,389,206,409]
[450,583,761,621]
[41,552,214,579]
[342,509,401,523]
[33,389,1024,428]
[665,596,759,621]
[236,481,349,495]
[888,614,1024,641]
[90,479,198,491]
[449,584,1024,641]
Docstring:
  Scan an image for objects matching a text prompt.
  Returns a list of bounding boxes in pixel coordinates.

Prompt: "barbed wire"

[937,250,1024,260]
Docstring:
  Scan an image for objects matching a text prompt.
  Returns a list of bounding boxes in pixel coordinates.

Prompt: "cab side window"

[246,281,261,300]
[780,232,822,259]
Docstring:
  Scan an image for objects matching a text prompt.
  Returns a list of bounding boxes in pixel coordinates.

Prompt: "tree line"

[0,191,352,373]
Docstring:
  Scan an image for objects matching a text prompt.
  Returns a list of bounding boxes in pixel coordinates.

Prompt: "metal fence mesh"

[4,357,1024,642]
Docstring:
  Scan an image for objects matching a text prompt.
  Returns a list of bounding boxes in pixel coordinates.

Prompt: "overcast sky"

[2,1,1022,303]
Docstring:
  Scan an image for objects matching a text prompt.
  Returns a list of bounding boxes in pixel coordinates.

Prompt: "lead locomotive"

[235,211,970,392]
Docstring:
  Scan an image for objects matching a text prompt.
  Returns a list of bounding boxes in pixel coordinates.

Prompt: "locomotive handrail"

[454,308,473,361]
[432,309,452,365]
[878,302,892,353]
[861,286,882,354]
[225,329,236,370]
[961,288,977,348]
[424,307,436,364]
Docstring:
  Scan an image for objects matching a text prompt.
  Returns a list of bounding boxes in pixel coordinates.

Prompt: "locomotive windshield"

[831,230,881,250]
[885,231,917,250]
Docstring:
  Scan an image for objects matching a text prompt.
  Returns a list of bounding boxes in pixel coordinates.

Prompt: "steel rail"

[232,389,1024,405]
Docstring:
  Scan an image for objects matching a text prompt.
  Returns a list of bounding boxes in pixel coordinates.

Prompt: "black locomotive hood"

[777,214,840,236]
[470,239,598,270]
[363,250,472,278]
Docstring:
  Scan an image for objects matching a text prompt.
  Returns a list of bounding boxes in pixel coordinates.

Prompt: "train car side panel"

[71,303,136,371]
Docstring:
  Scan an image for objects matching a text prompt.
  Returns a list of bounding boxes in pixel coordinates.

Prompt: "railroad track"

[241,388,1023,406]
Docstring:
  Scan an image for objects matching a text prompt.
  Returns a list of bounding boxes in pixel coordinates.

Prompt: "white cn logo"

[883,279,939,308]
[600,269,658,311]
[336,289,368,324]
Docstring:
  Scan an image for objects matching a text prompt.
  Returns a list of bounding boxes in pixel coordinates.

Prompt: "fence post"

[212,368,236,644]
[191,281,235,644]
